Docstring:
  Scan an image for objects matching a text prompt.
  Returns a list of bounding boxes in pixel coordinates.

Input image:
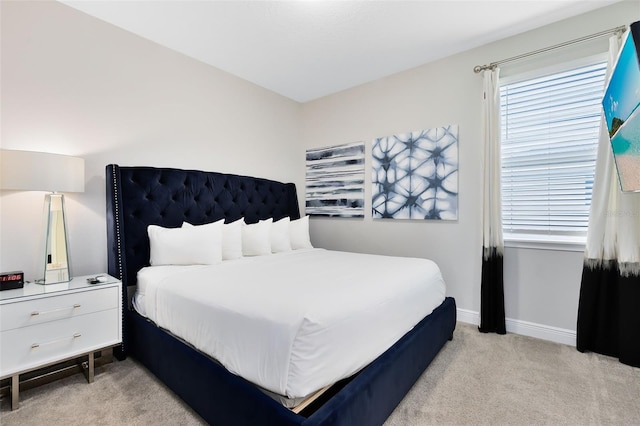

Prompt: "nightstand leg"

[11,374,19,410]
[87,352,94,383]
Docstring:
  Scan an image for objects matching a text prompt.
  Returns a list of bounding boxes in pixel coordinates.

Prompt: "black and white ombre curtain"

[576,35,640,367]
[479,68,506,334]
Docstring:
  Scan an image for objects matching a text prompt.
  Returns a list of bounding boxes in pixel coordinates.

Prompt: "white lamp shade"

[0,150,85,193]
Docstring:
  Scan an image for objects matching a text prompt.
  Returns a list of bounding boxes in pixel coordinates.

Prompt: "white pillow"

[148,221,223,266]
[183,219,243,261]
[270,217,292,253]
[242,218,273,256]
[290,216,313,249]
[220,218,243,260]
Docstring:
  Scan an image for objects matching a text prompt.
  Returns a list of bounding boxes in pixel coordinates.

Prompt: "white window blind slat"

[500,61,606,238]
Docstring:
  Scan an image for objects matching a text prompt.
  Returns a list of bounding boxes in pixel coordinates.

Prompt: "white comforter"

[135,248,445,400]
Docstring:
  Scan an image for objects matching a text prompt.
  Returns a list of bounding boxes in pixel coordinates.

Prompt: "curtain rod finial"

[474,64,497,73]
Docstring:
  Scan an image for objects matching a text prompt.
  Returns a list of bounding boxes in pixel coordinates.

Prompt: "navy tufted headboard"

[105,165,300,289]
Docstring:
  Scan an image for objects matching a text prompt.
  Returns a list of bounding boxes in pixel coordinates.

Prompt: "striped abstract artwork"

[306,142,365,217]
[372,125,458,220]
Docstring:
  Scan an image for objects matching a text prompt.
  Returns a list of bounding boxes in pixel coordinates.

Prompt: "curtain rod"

[473,25,627,73]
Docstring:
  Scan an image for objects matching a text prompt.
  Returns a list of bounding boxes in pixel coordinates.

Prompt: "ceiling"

[60,0,621,103]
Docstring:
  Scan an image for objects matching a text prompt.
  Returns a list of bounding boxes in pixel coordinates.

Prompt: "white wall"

[0,0,303,281]
[301,1,637,338]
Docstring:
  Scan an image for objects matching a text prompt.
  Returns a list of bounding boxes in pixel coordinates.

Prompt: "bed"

[106,164,456,426]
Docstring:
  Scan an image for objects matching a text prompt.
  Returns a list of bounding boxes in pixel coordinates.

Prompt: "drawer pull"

[30,304,81,317]
[31,333,82,349]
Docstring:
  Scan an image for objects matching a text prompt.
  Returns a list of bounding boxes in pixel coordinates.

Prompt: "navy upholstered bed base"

[129,296,456,425]
[105,164,456,425]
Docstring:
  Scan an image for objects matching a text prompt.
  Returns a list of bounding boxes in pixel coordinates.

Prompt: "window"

[500,60,607,247]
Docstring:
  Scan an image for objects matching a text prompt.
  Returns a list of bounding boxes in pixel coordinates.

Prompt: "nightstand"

[0,274,122,410]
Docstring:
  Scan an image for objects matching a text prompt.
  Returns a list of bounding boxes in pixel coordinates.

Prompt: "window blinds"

[500,61,607,238]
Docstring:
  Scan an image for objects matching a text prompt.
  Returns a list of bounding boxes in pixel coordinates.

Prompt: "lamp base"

[39,193,72,284]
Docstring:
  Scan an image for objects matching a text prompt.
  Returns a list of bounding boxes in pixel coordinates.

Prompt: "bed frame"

[106,164,456,425]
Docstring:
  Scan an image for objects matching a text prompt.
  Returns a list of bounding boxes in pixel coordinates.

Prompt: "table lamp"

[0,150,85,284]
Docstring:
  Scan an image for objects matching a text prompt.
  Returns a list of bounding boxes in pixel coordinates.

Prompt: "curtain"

[479,68,506,334]
[576,35,640,367]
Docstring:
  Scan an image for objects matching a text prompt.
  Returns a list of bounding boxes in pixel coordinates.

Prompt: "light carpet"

[2,322,638,425]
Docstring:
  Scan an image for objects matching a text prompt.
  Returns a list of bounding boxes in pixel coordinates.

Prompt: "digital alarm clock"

[0,270,25,291]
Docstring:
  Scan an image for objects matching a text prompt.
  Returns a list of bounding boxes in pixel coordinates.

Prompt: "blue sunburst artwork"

[372,125,458,220]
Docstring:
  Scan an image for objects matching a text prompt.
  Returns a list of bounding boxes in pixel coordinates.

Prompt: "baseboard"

[456,308,576,347]
[456,308,479,326]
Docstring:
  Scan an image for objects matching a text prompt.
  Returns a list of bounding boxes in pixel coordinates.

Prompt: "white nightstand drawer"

[0,308,119,376]
[0,285,118,332]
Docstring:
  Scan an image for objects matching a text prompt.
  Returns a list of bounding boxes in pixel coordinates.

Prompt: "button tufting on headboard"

[106,165,300,289]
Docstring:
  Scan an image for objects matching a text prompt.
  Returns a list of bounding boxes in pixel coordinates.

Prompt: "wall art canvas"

[306,142,365,217]
[372,125,458,220]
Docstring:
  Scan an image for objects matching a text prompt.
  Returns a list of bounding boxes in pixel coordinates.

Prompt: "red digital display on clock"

[1,274,22,282]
